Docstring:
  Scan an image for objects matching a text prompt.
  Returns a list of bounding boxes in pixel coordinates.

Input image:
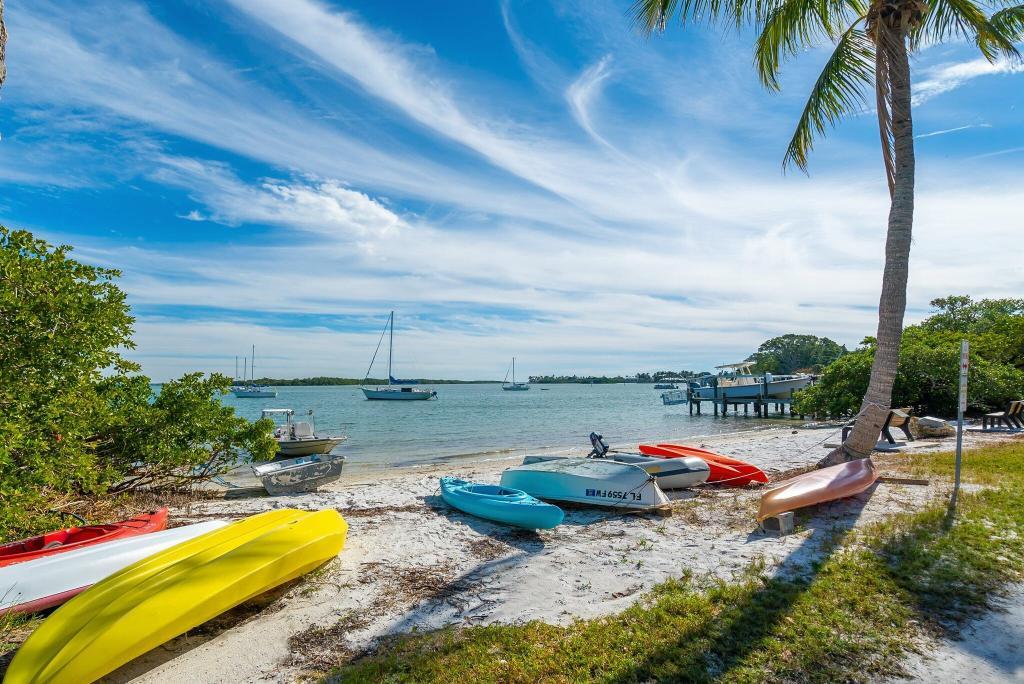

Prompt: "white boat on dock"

[360,311,437,401]
[500,459,670,511]
[689,362,812,401]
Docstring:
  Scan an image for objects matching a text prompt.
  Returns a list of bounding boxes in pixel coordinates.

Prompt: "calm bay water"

[220,384,781,470]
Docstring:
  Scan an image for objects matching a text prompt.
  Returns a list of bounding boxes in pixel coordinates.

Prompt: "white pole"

[947,339,969,523]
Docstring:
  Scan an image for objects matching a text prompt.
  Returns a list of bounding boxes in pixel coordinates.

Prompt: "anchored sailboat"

[233,345,277,398]
[360,312,437,401]
[502,357,529,391]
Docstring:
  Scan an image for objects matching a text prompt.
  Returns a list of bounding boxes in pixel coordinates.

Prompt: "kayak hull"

[5,509,347,684]
[757,458,878,521]
[500,459,670,511]
[440,477,564,529]
[522,454,709,490]
[0,508,169,568]
[638,443,768,486]
[0,521,227,615]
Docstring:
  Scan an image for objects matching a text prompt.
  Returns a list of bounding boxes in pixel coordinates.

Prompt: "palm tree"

[635,0,1022,465]
[0,0,7,91]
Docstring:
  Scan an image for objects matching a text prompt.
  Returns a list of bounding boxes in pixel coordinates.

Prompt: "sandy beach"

[104,425,1016,683]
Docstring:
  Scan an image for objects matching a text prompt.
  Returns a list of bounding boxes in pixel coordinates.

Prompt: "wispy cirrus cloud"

[914,58,1024,105]
[915,123,992,139]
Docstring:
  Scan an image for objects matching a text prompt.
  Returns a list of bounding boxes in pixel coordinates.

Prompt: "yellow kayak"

[5,508,347,684]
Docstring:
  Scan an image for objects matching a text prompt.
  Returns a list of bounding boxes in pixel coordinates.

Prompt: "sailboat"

[232,345,278,398]
[360,312,437,401]
[502,357,529,391]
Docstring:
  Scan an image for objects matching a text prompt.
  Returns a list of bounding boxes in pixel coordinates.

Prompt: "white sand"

[105,426,1018,683]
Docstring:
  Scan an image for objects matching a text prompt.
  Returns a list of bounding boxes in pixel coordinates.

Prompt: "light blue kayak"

[439,477,564,529]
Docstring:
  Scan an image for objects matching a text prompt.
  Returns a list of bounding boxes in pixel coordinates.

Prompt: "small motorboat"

[440,477,563,529]
[252,453,345,495]
[6,509,347,684]
[0,521,227,615]
[523,433,709,490]
[638,443,768,486]
[262,408,347,457]
[500,459,670,511]
[0,508,169,568]
[758,458,878,521]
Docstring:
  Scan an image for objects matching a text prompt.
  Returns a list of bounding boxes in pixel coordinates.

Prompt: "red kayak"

[638,444,768,486]
[0,508,169,567]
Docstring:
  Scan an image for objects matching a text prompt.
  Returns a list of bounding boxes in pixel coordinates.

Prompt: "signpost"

[947,340,969,524]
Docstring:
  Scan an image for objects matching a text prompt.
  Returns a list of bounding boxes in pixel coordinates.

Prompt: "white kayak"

[0,520,227,615]
[522,453,709,490]
[500,458,670,511]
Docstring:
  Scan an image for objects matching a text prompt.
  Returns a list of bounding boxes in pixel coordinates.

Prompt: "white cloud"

[914,58,1024,105]
[915,123,992,139]
[3,1,1022,381]
[566,55,616,149]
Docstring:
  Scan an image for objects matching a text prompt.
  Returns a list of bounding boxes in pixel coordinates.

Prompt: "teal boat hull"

[440,477,563,529]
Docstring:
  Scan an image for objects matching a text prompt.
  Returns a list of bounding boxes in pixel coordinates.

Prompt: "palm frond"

[631,0,757,32]
[912,0,1020,59]
[990,4,1024,41]
[755,0,863,90]
[783,26,875,171]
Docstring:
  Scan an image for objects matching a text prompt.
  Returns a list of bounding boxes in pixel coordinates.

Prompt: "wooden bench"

[983,400,1024,430]
[842,407,915,445]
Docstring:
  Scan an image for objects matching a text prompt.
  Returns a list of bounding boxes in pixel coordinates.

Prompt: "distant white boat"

[232,345,278,398]
[360,311,436,401]
[501,357,529,391]
[262,409,347,457]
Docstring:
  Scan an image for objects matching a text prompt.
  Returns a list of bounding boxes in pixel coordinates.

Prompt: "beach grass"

[331,439,1024,683]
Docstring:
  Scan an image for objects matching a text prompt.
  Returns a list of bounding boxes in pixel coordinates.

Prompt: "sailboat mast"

[387,311,394,385]
[512,357,516,384]
[251,344,256,384]
[243,357,247,384]
[235,356,238,381]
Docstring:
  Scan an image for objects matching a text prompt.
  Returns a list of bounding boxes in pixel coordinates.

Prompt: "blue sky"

[1,0,1022,380]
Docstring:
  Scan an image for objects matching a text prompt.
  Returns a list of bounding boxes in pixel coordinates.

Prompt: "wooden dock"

[675,385,804,418]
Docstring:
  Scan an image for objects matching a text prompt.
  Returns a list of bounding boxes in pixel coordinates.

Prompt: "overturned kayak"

[440,477,563,529]
[0,508,169,568]
[757,458,878,521]
[0,521,227,616]
[638,443,768,486]
[5,508,347,684]
[522,454,709,490]
[501,459,670,511]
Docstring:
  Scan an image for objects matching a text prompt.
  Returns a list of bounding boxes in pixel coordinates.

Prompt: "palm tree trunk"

[0,0,7,91]
[820,36,914,466]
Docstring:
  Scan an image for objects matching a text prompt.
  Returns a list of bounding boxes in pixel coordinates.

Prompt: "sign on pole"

[947,340,968,524]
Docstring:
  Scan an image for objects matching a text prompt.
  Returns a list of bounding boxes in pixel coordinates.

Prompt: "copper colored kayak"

[757,458,878,521]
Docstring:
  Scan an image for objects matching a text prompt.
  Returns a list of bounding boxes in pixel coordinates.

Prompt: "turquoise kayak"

[439,477,564,529]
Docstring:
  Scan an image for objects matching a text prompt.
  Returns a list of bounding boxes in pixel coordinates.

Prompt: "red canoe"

[0,508,169,567]
[638,443,768,486]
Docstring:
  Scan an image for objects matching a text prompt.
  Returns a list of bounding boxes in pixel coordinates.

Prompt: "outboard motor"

[588,431,610,458]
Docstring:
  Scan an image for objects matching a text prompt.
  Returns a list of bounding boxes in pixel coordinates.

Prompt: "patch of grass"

[331,439,1024,683]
